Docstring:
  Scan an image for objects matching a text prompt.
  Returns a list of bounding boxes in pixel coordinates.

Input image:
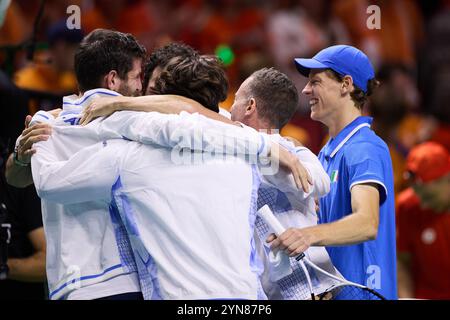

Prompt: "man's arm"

[7,227,46,282]
[5,119,52,188]
[262,144,326,198]
[79,95,313,192]
[268,183,380,256]
[31,138,121,205]
[96,111,311,192]
[5,154,33,188]
[95,110,265,154]
[295,147,330,197]
[80,95,234,125]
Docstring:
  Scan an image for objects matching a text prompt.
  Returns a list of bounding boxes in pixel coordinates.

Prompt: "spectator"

[0,166,46,300]
[333,0,424,68]
[397,142,450,299]
[13,19,83,95]
[370,64,420,194]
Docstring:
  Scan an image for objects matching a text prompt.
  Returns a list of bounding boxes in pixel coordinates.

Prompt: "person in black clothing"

[0,161,46,299]
[0,71,47,299]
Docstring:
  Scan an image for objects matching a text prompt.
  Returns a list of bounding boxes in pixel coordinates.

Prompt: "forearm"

[295,148,330,197]
[32,141,119,204]
[112,95,234,124]
[306,211,378,246]
[112,95,194,113]
[7,251,46,282]
[100,111,269,159]
[5,154,33,188]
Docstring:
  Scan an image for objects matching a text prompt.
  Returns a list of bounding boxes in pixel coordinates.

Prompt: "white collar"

[329,123,371,158]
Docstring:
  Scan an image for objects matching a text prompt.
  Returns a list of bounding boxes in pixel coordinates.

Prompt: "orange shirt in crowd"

[14,61,77,95]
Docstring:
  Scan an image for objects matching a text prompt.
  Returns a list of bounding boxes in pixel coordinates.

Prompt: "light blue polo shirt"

[318,116,397,300]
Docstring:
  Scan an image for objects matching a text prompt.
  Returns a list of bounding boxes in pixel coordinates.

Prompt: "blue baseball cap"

[47,19,84,46]
[294,45,375,93]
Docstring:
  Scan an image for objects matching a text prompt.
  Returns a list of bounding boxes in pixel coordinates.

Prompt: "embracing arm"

[31,139,121,204]
[80,95,234,125]
[261,140,315,196]
[6,110,61,188]
[5,120,52,188]
[96,110,269,158]
[5,154,33,188]
[294,147,330,197]
[81,95,313,191]
[97,111,311,191]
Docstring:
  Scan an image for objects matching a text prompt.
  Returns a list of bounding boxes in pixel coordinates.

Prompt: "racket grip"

[257,205,286,236]
[258,205,306,261]
[295,252,305,261]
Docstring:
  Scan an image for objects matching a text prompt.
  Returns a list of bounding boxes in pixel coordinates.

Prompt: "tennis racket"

[257,205,387,300]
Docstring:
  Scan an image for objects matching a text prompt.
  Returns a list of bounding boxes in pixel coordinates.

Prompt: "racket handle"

[257,205,306,261]
[295,252,305,261]
[257,205,286,236]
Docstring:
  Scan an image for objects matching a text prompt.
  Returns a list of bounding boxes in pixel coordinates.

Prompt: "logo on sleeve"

[330,170,339,183]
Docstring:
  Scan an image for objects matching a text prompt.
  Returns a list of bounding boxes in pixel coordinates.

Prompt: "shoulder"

[351,127,389,150]
[343,129,390,162]
[268,134,297,152]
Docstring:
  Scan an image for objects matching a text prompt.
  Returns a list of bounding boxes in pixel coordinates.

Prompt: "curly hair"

[142,42,199,93]
[74,29,147,93]
[151,55,228,112]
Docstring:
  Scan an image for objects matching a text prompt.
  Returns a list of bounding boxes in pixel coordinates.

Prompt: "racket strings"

[277,259,312,300]
[324,285,385,300]
[255,218,321,300]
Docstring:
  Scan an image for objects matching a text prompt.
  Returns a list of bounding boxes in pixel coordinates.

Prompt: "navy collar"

[322,116,373,159]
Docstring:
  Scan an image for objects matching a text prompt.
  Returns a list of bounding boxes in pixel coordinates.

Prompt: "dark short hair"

[326,69,380,110]
[151,55,228,112]
[247,68,299,129]
[74,29,146,93]
[143,42,199,93]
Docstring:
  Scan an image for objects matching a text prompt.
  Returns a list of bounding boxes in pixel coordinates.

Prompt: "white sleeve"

[14,110,56,150]
[29,110,55,126]
[95,110,271,158]
[31,138,122,205]
[262,142,330,199]
[294,147,330,197]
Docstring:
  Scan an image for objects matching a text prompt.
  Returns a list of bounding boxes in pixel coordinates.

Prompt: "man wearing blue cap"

[268,45,397,299]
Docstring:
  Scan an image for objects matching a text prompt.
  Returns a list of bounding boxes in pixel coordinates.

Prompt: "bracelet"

[13,146,30,167]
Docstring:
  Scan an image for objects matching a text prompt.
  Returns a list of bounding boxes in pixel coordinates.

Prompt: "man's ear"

[104,70,120,91]
[244,97,257,116]
[341,75,354,95]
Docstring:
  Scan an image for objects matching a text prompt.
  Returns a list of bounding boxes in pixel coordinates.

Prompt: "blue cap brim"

[294,58,328,77]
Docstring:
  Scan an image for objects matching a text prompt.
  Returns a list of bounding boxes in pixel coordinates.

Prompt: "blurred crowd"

[1,0,450,299]
[2,0,450,181]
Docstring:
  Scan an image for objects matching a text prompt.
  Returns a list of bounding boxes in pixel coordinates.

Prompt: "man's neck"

[326,102,362,138]
[249,118,277,134]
